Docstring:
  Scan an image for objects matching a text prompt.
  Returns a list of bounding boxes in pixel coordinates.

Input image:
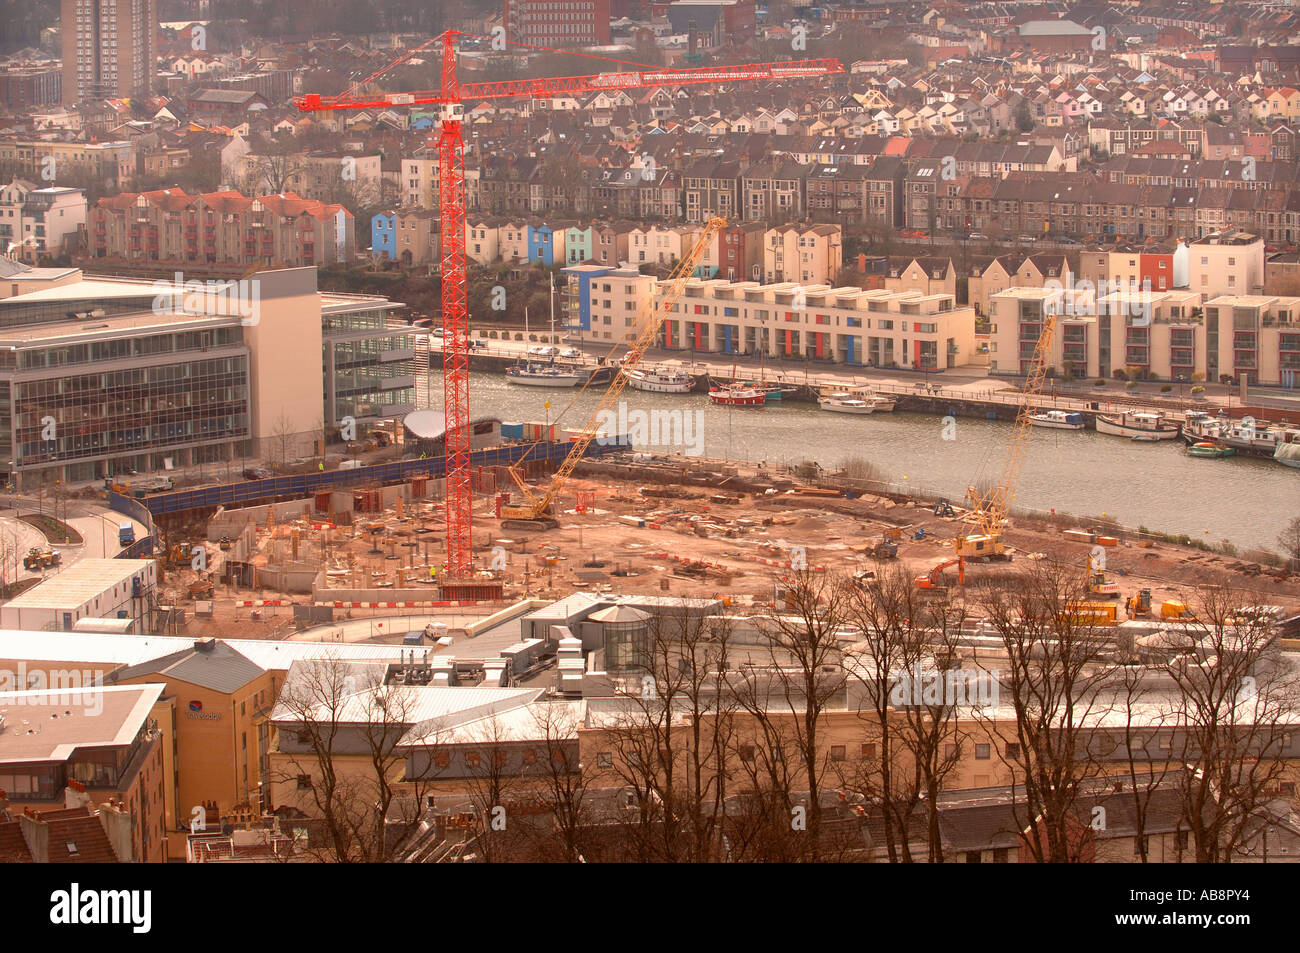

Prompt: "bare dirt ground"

[155,461,1299,642]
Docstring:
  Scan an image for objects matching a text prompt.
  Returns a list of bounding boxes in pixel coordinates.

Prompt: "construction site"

[140,449,1297,641]
[127,210,1299,644]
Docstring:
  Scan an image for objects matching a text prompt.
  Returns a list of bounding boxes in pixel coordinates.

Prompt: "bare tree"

[271,656,438,861]
[1108,663,1181,863]
[972,561,1114,862]
[733,569,849,861]
[844,565,969,861]
[456,714,533,863]
[269,409,298,468]
[597,608,739,861]
[1277,515,1300,569]
[1165,584,1298,862]
[528,700,594,862]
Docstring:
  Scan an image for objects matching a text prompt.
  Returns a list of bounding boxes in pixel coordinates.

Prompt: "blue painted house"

[371,212,397,259]
[527,224,555,265]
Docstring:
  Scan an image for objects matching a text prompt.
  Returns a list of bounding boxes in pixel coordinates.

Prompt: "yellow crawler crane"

[955,298,1059,560]
[501,216,727,527]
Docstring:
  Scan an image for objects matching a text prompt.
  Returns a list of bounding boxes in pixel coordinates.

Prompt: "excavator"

[914,556,965,590]
[1085,552,1120,599]
[500,216,727,529]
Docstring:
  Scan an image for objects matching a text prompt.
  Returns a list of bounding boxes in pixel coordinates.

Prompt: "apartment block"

[987,285,1206,381]
[61,0,158,103]
[660,279,978,368]
[105,638,279,858]
[1203,294,1300,386]
[503,0,611,46]
[0,179,86,261]
[562,263,655,340]
[0,65,62,110]
[0,140,136,189]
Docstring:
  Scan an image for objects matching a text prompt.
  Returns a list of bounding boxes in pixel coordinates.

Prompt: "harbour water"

[423,370,1296,553]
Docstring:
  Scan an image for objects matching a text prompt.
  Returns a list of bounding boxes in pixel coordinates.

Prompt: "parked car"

[527,345,559,358]
[242,466,272,481]
[1018,235,1037,244]
[1056,237,1082,246]
[900,229,927,240]
[560,347,582,359]
[968,232,989,241]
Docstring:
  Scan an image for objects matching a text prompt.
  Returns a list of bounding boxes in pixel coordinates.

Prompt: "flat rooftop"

[0,683,163,764]
[0,309,241,347]
[2,559,153,611]
[0,630,412,670]
[1205,294,1300,308]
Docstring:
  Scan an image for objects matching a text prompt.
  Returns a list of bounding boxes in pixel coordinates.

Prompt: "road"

[0,500,148,583]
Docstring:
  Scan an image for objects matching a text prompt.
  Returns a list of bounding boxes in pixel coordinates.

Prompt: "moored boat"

[505,362,582,386]
[818,385,896,412]
[623,366,693,394]
[1275,442,1300,469]
[1186,441,1235,459]
[1096,410,1180,440]
[1029,410,1085,430]
[818,394,875,415]
[709,383,766,406]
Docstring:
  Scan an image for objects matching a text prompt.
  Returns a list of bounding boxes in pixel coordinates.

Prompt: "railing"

[138,439,620,516]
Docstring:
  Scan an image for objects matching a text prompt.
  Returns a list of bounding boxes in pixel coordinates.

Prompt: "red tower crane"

[297,32,844,576]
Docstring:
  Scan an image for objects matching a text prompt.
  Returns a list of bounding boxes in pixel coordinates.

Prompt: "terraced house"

[87,189,354,270]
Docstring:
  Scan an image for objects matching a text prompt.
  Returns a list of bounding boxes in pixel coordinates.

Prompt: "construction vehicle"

[955,298,1059,562]
[1085,553,1120,599]
[914,556,965,590]
[23,547,61,570]
[866,539,899,559]
[501,217,727,529]
[118,521,135,546]
[1060,602,1119,626]
[1160,599,1196,621]
[1126,588,1152,618]
[162,541,193,567]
